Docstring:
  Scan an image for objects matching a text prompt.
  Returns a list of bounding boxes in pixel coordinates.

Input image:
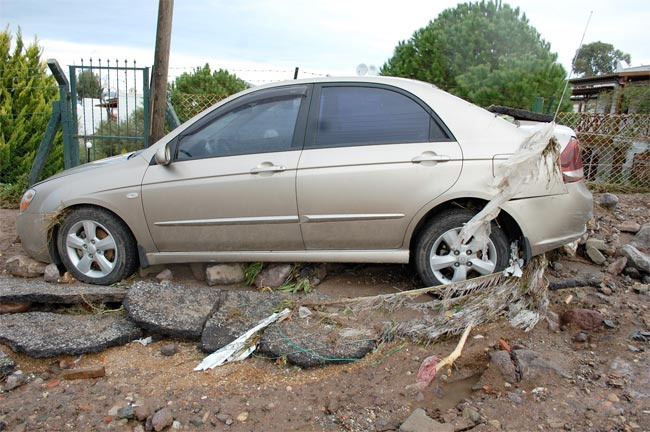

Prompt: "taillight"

[560,137,584,183]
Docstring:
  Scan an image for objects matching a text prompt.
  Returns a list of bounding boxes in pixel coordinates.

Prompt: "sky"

[1,0,649,85]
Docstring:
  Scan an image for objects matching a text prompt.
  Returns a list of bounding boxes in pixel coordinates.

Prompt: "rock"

[117,404,135,419]
[216,413,232,424]
[507,392,523,404]
[6,255,47,278]
[400,408,453,432]
[205,264,245,286]
[619,221,641,233]
[254,264,293,288]
[62,366,106,380]
[4,370,26,391]
[624,267,642,279]
[200,290,288,352]
[155,269,173,282]
[621,244,650,273]
[0,312,141,358]
[0,350,15,377]
[43,264,60,283]
[160,343,179,357]
[299,263,328,286]
[172,420,181,429]
[607,257,627,275]
[124,282,222,340]
[632,223,650,251]
[551,262,563,272]
[643,275,650,284]
[298,306,313,318]
[236,412,249,422]
[489,350,518,383]
[0,301,32,314]
[585,246,607,265]
[487,419,502,430]
[189,263,206,281]
[586,238,607,251]
[561,308,604,330]
[573,332,588,342]
[607,393,620,403]
[139,264,165,278]
[462,406,481,423]
[0,275,129,304]
[259,319,375,367]
[599,193,619,210]
[151,408,174,432]
[512,349,570,381]
[135,401,155,422]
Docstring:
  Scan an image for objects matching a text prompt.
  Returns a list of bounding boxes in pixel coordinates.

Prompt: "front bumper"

[15,211,56,263]
[502,181,593,256]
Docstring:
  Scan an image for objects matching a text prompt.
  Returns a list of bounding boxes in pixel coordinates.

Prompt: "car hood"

[34,153,135,186]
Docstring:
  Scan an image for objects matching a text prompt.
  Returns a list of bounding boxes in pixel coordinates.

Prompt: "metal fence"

[170,92,227,123]
[556,112,650,192]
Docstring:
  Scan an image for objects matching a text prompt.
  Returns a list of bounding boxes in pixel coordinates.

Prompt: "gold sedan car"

[17,77,592,286]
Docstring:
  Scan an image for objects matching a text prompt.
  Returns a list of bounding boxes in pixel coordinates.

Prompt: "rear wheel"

[415,209,510,286]
[57,207,138,285]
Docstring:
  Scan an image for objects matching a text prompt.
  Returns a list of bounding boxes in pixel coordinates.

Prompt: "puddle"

[418,372,482,411]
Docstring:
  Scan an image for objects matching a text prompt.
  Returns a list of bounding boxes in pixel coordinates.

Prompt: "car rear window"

[314,86,433,148]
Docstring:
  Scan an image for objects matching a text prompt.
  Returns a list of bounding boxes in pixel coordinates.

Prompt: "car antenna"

[553,10,593,123]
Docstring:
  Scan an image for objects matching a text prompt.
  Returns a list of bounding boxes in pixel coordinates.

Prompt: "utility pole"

[149,0,174,145]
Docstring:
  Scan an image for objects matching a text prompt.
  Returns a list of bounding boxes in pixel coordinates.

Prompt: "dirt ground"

[1,195,650,432]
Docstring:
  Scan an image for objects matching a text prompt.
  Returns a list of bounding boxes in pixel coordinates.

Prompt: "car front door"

[141,85,310,253]
[296,84,463,250]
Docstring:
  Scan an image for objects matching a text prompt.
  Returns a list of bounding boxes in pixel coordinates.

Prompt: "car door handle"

[250,163,286,174]
[411,152,451,163]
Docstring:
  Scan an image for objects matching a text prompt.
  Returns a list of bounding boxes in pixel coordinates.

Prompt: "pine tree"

[0,28,64,190]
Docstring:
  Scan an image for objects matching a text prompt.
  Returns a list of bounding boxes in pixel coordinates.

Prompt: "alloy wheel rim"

[428,227,497,284]
[65,220,117,278]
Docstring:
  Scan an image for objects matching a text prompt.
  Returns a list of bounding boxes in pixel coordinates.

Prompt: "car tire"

[57,207,138,285]
[415,209,510,287]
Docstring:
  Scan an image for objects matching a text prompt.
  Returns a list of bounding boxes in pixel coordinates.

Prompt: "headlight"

[20,189,36,212]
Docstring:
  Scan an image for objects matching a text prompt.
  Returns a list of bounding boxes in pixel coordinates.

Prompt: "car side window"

[314,86,438,148]
[176,96,302,160]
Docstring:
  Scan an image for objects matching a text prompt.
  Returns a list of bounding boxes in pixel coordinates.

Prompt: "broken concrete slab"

[259,319,376,367]
[0,312,142,358]
[124,282,223,340]
[199,290,290,353]
[0,276,129,304]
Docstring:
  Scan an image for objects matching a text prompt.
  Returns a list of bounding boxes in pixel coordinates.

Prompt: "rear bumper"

[15,211,54,263]
[502,181,593,256]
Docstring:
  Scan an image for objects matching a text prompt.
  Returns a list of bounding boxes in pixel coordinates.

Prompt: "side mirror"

[155,143,172,166]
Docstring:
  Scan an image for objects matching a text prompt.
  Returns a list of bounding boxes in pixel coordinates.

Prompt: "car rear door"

[296,83,463,250]
[141,85,310,252]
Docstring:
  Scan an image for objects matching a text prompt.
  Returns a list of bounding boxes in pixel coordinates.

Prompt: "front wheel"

[414,209,510,287]
[57,207,138,285]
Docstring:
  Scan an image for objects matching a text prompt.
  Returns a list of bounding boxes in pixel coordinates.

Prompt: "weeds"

[244,262,264,285]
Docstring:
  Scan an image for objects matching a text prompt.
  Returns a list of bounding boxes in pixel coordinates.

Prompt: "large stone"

[0,276,129,304]
[619,221,641,234]
[400,408,453,432]
[586,238,607,251]
[259,319,376,367]
[205,264,245,286]
[200,290,289,353]
[5,255,47,278]
[254,264,293,288]
[512,349,570,381]
[489,350,518,382]
[560,308,604,330]
[0,350,15,377]
[0,312,142,358]
[606,257,627,275]
[599,193,619,210]
[585,246,606,265]
[151,408,174,432]
[190,263,206,281]
[43,264,60,283]
[124,282,222,339]
[632,223,650,252]
[621,244,650,273]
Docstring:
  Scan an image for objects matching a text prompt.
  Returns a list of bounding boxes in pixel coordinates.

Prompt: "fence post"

[28,102,62,186]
